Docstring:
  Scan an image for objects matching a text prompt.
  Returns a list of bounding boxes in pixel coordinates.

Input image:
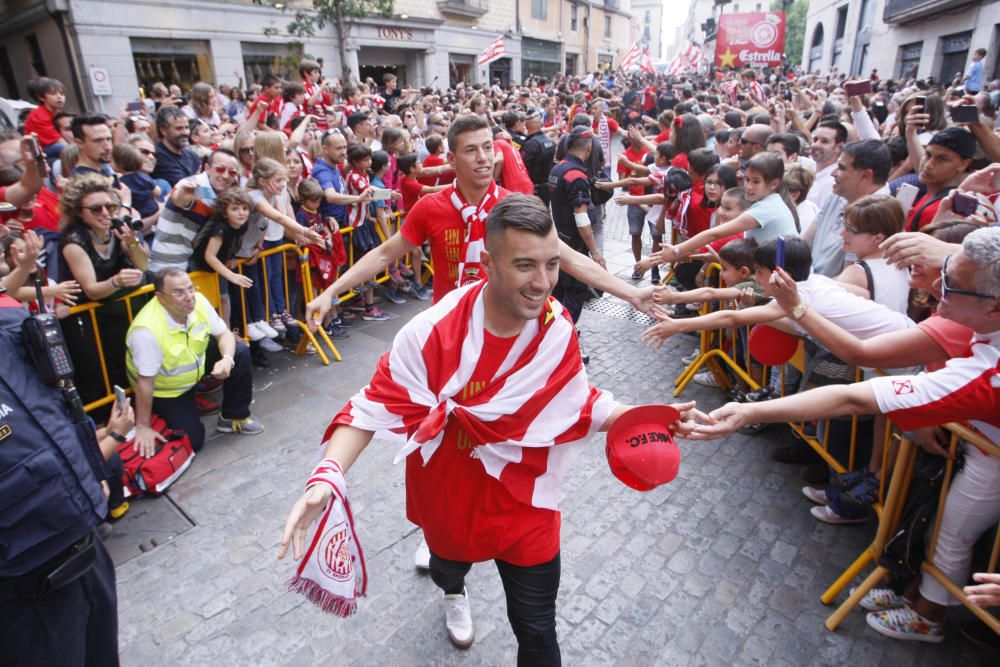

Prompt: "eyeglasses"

[82,202,118,215]
[705,179,722,186]
[238,147,254,155]
[212,165,240,178]
[940,255,998,300]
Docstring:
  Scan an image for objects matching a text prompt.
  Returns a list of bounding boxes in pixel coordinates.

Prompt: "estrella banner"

[715,12,786,69]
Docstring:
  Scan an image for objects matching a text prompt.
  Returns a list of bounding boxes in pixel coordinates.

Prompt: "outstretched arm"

[558,238,655,313]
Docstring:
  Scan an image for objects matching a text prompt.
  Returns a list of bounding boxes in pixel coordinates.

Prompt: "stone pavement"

[110,205,995,666]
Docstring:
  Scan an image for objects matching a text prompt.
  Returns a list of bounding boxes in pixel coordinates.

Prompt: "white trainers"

[246,321,265,341]
[681,349,700,365]
[414,536,431,571]
[443,586,475,649]
[693,370,721,387]
[258,337,283,352]
[256,320,280,338]
[801,486,829,505]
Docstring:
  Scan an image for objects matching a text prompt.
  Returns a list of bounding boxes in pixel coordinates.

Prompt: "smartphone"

[895,183,919,213]
[26,136,47,178]
[775,236,785,270]
[126,101,143,113]
[951,192,979,217]
[371,187,392,202]
[913,95,926,109]
[950,105,979,123]
[113,384,128,409]
[844,80,873,97]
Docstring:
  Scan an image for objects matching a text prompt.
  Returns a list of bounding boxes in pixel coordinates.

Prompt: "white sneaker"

[414,536,431,571]
[256,320,280,338]
[681,349,700,365]
[443,586,475,649]
[246,321,265,341]
[801,486,829,505]
[258,337,283,352]
[693,370,721,387]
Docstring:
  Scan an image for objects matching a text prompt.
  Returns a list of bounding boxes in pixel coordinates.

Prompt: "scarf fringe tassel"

[287,575,362,617]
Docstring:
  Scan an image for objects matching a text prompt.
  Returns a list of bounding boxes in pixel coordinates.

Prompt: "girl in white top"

[836,194,911,315]
[641,153,799,270]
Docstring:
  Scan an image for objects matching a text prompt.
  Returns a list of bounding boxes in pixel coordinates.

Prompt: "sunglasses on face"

[212,165,240,178]
[83,202,118,215]
[940,255,998,300]
[238,147,254,155]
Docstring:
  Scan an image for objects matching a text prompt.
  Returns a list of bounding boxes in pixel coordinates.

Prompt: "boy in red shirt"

[418,136,453,187]
[24,77,67,159]
[398,153,449,214]
[247,74,284,129]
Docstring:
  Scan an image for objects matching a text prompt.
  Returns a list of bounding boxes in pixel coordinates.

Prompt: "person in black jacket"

[519,110,556,204]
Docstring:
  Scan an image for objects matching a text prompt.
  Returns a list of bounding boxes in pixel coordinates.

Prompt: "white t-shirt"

[807,162,836,211]
[858,257,912,315]
[264,188,291,242]
[239,189,272,257]
[795,273,914,341]
[746,193,798,243]
[127,293,228,377]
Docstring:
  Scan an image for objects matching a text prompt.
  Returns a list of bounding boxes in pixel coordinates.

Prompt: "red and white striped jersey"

[345,168,370,228]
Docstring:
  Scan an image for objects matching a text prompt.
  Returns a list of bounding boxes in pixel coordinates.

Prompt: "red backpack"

[116,415,195,498]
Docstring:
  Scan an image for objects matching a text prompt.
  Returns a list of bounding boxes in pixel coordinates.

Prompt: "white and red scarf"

[323,280,617,510]
[287,458,368,617]
[448,181,500,289]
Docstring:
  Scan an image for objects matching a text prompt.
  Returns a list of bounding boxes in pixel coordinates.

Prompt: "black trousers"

[0,531,119,667]
[430,551,561,667]
[152,340,252,451]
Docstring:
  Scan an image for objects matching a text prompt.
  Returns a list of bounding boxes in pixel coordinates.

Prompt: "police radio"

[20,277,74,384]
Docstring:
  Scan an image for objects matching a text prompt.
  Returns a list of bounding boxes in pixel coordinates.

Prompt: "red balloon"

[605,404,682,492]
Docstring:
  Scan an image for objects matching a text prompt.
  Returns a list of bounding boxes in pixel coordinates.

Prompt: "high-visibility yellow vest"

[125,293,213,398]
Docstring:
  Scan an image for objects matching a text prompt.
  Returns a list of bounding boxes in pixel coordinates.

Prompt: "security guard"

[0,289,119,666]
[547,126,602,328]
[520,110,557,204]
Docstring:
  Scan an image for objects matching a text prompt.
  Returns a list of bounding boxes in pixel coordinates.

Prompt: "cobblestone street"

[110,206,993,666]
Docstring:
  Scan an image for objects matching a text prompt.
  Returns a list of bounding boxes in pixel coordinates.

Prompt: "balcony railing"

[437,0,489,19]
[884,0,976,24]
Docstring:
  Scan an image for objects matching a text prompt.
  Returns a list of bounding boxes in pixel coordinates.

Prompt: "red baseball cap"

[747,324,800,367]
[605,404,682,492]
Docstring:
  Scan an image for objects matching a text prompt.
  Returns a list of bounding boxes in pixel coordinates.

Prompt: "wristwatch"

[790,302,810,321]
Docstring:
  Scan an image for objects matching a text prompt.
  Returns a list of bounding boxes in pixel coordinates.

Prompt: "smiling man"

[281,195,701,663]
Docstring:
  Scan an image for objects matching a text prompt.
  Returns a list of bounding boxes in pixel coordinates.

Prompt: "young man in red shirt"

[246,74,284,129]
[281,194,702,660]
[905,127,974,231]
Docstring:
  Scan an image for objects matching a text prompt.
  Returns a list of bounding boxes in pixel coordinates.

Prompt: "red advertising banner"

[715,12,786,68]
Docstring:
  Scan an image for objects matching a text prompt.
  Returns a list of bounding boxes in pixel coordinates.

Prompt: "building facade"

[802,0,1000,84]
[0,0,634,115]
[630,0,663,59]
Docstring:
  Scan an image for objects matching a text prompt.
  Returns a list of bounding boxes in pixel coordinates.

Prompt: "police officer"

[0,287,119,666]
[520,110,557,204]
[548,126,602,336]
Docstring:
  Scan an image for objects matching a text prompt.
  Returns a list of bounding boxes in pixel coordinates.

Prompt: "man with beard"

[69,115,114,177]
[151,107,201,187]
[807,119,847,211]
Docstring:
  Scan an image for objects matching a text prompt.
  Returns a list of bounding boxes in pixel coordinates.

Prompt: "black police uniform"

[520,130,557,204]
[547,154,593,323]
[0,294,119,667]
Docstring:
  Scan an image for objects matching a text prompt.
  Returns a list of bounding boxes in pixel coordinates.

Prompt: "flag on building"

[478,36,506,66]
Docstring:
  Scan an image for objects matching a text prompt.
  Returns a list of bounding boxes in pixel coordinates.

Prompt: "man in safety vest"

[126,267,262,455]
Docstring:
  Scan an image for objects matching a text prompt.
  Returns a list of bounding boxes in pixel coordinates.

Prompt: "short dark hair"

[111,143,143,172]
[261,73,280,88]
[208,147,239,165]
[501,110,521,130]
[26,77,64,103]
[766,133,802,158]
[297,178,324,203]
[347,113,370,132]
[817,119,848,145]
[213,187,254,218]
[346,142,372,165]
[397,152,420,175]
[282,82,306,102]
[841,139,892,184]
[298,59,321,77]
[484,194,554,255]
[754,236,811,282]
[153,267,188,293]
[446,114,489,153]
[687,148,720,177]
[53,111,76,130]
[425,135,444,154]
[718,238,758,272]
[655,142,676,162]
[70,114,109,140]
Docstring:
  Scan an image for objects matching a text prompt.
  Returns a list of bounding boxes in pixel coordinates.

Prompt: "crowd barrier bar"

[825,423,1000,635]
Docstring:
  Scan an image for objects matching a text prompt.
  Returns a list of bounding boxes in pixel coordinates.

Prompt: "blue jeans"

[262,239,287,315]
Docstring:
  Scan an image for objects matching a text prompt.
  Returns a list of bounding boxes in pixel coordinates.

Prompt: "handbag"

[116,415,195,498]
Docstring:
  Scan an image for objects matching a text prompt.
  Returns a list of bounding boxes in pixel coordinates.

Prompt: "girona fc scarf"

[287,458,368,617]
[323,280,617,510]
[449,181,500,289]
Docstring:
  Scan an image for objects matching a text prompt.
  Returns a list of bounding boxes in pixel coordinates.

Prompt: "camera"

[112,214,144,233]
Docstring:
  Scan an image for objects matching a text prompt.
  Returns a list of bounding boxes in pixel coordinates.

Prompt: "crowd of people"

[3,53,1000,662]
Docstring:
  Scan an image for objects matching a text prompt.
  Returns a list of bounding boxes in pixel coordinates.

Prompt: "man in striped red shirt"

[693,227,1000,645]
[281,195,702,662]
